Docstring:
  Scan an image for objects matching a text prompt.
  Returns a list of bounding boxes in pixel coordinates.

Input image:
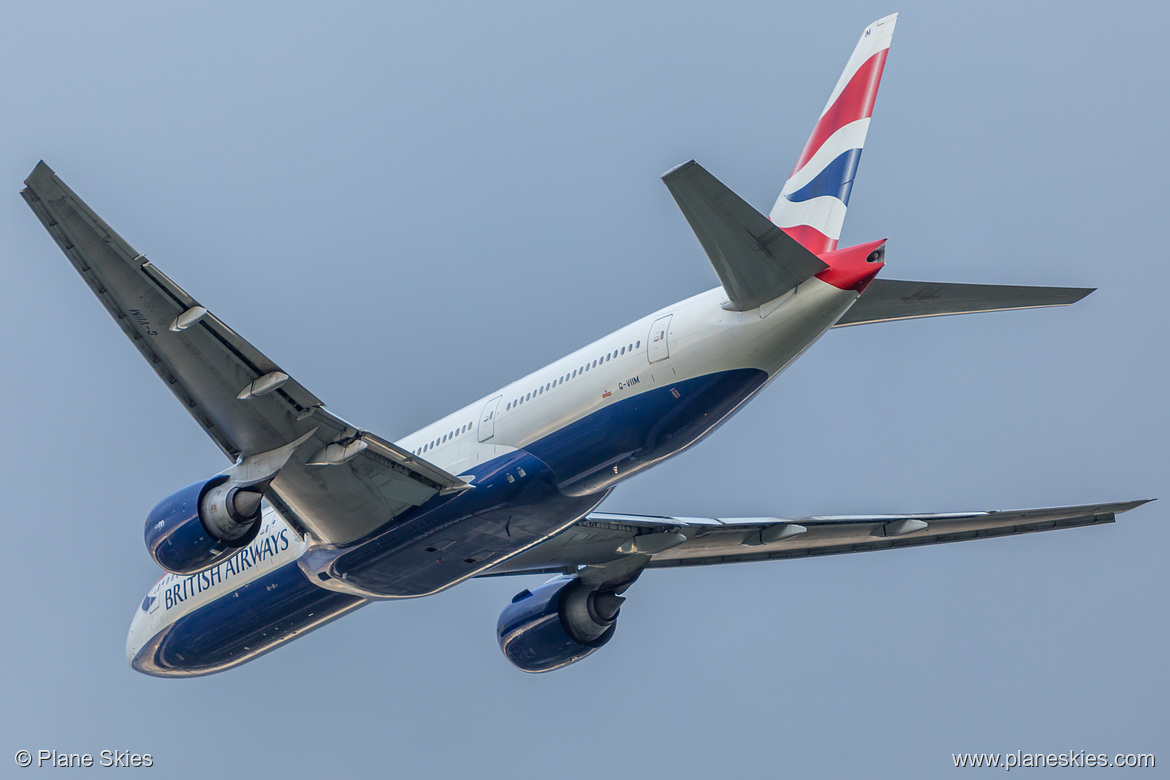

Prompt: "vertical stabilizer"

[770,13,897,254]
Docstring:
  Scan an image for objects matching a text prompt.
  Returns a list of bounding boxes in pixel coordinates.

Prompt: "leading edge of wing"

[478,499,1153,577]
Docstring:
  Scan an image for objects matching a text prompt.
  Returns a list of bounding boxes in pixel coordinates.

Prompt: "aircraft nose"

[125,600,152,668]
[125,618,141,667]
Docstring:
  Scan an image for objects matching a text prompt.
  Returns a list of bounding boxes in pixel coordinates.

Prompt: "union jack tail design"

[770,13,897,255]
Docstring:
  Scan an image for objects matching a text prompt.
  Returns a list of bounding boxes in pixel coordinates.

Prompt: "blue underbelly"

[310,367,769,597]
[529,367,768,494]
[134,367,770,674]
[132,562,363,677]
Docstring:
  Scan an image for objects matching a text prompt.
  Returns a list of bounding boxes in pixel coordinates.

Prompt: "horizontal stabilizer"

[663,161,828,311]
[835,279,1094,327]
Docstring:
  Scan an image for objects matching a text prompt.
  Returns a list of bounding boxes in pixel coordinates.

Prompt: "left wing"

[482,500,1152,577]
[22,162,467,545]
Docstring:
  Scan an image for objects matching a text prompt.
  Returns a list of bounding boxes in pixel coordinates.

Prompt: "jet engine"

[144,476,266,575]
[497,576,629,673]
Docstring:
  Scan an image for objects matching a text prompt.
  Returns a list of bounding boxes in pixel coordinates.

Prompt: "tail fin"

[770,13,898,254]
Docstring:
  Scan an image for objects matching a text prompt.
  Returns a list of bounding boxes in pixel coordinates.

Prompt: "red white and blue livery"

[22,14,1149,677]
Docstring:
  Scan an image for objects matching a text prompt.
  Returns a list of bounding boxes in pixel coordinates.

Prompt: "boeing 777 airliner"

[23,13,1149,676]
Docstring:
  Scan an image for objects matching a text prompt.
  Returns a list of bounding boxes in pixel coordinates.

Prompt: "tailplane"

[770,13,898,253]
[663,160,828,311]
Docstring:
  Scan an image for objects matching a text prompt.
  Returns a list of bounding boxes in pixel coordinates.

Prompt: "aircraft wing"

[22,162,467,545]
[481,500,1151,577]
[834,279,1094,327]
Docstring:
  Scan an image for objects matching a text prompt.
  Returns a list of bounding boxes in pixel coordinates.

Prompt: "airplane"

[22,13,1149,678]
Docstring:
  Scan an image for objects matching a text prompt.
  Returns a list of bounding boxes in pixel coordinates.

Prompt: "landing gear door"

[477,395,503,442]
[647,314,672,364]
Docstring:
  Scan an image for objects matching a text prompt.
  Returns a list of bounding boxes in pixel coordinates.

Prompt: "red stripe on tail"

[790,50,889,177]
[781,224,836,255]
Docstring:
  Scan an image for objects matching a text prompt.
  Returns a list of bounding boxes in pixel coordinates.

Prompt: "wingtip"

[662,159,698,181]
[1116,498,1156,514]
[24,160,56,191]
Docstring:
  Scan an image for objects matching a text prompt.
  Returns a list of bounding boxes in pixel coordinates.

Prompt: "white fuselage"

[127,276,861,672]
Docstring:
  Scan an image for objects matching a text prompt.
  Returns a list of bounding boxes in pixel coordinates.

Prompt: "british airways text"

[161,528,292,610]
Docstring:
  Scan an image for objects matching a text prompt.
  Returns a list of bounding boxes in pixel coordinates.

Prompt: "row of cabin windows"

[414,421,473,455]
[505,340,641,412]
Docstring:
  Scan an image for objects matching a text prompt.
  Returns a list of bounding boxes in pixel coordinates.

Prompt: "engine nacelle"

[497,576,626,673]
[144,476,265,575]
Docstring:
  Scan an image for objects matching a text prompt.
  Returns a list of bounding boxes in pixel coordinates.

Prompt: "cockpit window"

[140,594,156,612]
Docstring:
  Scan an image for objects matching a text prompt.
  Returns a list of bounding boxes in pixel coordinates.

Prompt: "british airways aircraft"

[23,13,1148,677]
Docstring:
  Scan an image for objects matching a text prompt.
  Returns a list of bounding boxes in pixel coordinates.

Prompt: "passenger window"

[636,340,641,348]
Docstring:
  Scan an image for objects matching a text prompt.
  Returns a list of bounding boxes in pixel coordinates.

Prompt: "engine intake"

[497,576,626,673]
[144,476,265,575]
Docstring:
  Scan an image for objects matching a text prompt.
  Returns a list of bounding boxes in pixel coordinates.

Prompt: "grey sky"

[2,1,1166,777]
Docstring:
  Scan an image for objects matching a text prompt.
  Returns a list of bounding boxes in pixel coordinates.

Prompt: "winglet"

[663,160,827,311]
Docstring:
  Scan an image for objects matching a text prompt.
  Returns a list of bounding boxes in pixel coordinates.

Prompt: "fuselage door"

[477,395,503,442]
[647,314,672,364]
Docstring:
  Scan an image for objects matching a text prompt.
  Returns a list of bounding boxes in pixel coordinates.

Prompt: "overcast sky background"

[2,1,1166,777]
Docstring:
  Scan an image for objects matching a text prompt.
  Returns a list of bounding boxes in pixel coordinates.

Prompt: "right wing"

[482,500,1152,577]
[22,162,466,545]
[835,279,1093,327]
